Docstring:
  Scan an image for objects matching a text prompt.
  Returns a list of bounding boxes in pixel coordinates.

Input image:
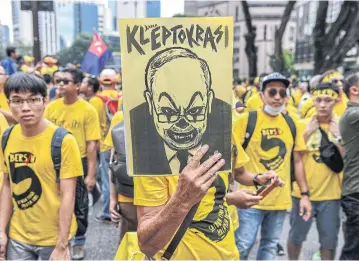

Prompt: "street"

[86,201,344,260]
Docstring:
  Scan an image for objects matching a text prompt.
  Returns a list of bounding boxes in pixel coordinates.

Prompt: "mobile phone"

[256,179,276,198]
[116,203,121,214]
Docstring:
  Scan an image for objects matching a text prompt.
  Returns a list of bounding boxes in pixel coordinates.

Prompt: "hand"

[257,170,285,187]
[0,231,7,260]
[174,145,226,209]
[110,199,121,223]
[329,120,340,138]
[49,245,70,260]
[228,189,262,209]
[299,196,312,221]
[84,175,96,192]
[306,115,319,136]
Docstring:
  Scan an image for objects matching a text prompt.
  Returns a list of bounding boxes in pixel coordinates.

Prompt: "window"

[235,6,239,22]
[234,48,239,54]
[234,36,240,42]
[263,25,267,41]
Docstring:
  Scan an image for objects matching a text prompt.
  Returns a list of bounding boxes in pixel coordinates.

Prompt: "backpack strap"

[1,125,16,165]
[281,112,296,142]
[242,111,257,150]
[51,127,70,183]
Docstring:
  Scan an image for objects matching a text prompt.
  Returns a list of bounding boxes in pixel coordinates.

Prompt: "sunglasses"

[55,78,73,85]
[267,88,287,98]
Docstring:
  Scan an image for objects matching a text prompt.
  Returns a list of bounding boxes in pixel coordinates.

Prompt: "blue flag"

[81,33,112,75]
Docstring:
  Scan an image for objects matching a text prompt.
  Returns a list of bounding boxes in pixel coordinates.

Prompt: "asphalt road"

[85,202,345,260]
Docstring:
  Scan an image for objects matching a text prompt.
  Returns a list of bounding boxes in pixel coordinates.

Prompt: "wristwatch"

[301,191,310,197]
[253,173,263,189]
[334,136,343,145]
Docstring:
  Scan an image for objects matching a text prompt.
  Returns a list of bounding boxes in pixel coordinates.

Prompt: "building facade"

[186,1,296,79]
[74,3,99,36]
[146,1,161,18]
[0,24,10,48]
[56,2,75,50]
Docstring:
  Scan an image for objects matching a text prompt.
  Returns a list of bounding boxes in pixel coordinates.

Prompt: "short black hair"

[4,72,47,99]
[344,73,359,98]
[87,76,100,93]
[6,46,16,57]
[62,67,83,84]
[43,74,53,84]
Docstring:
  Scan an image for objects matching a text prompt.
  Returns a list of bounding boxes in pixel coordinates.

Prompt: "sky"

[0,0,184,42]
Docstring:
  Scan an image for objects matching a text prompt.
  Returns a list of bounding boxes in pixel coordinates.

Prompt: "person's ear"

[351,86,359,96]
[144,90,153,115]
[207,89,214,114]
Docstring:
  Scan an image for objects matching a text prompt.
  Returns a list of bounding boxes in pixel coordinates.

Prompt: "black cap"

[260,72,290,92]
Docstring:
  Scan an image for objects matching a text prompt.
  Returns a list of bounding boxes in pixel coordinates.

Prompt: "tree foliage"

[313,1,359,74]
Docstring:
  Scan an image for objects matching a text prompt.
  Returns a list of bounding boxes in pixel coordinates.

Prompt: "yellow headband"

[312,88,339,99]
[321,71,343,83]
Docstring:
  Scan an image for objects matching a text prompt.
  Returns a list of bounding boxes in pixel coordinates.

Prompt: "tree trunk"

[241,1,257,78]
[313,1,359,74]
[273,1,296,72]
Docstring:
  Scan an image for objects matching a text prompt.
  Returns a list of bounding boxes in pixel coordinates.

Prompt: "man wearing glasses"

[233,72,312,260]
[130,47,231,175]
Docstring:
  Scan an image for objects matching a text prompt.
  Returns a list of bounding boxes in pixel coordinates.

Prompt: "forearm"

[138,196,191,257]
[294,152,309,192]
[86,142,97,178]
[303,129,313,143]
[0,178,13,232]
[234,167,256,186]
[57,191,75,248]
[109,169,117,201]
[0,110,16,125]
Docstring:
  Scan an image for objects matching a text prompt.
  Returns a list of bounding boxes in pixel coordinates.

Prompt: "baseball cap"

[260,72,290,92]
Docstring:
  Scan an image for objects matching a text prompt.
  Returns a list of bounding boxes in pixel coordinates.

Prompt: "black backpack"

[109,121,134,198]
[242,111,297,182]
[1,125,89,235]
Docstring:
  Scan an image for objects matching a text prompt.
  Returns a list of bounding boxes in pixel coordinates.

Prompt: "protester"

[0,72,82,260]
[45,68,101,260]
[98,69,118,98]
[80,75,111,222]
[49,70,62,101]
[234,72,312,260]
[41,56,58,76]
[288,82,343,260]
[339,73,359,260]
[1,47,17,76]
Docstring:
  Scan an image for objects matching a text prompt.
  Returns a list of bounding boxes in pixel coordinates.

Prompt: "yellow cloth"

[299,98,316,119]
[233,110,306,210]
[89,96,108,152]
[293,89,303,107]
[118,194,134,203]
[0,123,82,245]
[246,93,262,111]
[0,113,9,192]
[292,119,342,201]
[334,93,349,117]
[45,98,101,158]
[20,64,32,73]
[134,145,248,260]
[114,232,145,260]
[117,94,123,111]
[0,92,10,112]
[228,205,239,231]
[103,111,124,148]
[41,65,58,76]
[99,89,118,99]
[312,89,339,99]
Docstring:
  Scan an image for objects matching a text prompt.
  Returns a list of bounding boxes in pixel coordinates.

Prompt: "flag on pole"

[81,32,112,75]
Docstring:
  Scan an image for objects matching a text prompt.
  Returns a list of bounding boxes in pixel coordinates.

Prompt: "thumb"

[240,189,256,195]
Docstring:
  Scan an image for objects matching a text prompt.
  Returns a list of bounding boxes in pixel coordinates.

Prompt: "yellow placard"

[119,17,233,176]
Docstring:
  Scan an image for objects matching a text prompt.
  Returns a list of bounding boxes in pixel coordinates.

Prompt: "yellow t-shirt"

[20,64,31,73]
[117,91,123,111]
[293,88,303,107]
[89,96,108,152]
[233,110,306,210]
[299,98,316,119]
[246,93,262,111]
[103,111,123,148]
[99,89,118,99]
[45,98,101,158]
[0,123,82,246]
[134,145,249,260]
[41,65,58,76]
[334,93,349,117]
[0,113,9,192]
[0,92,10,112]
[292,119,342,201]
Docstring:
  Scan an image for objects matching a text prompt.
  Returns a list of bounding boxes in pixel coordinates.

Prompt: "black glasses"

[55,78,73,85]
[268,88,287,98]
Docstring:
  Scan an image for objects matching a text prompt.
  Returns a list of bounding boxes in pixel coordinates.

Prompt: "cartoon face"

[145,58,213,150]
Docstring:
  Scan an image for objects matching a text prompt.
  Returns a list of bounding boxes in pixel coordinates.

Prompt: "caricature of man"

[130,47,231,175]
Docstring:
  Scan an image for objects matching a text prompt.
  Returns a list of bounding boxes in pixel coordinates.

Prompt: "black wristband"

[253,173,262,189]
[301,191,310,197]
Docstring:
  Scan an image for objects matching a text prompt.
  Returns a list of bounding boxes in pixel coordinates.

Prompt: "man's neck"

[317,114,332,124]
[350,96,359,104]
[0,84,3,94]
[63,94,78,105]
[103,86,115,91]
[21,119,48,137]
